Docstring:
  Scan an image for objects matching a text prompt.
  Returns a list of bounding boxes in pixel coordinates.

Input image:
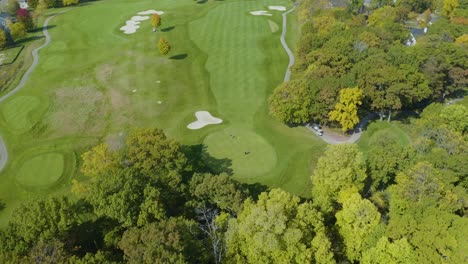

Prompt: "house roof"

[0,13,12,20]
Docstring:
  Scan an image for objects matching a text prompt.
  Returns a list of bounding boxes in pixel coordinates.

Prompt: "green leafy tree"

[439,104,467,134]
[189,173,247,213]
[158,37,171,55]
[329,87,363,131]
[361,237,416,264]
[62,0,79,6]
[27,0,39,9]
[269,79,315,124]
[33,0,48,19]
[354,53,430,121]
[44,0,60,8]
[336,191,381,262]
[126,128,187,189]
[0,196,82,255]
[367,138,416,192]
[7,21,26,42]
[119,217,207,264]
[87,168,166,228]
[1,0,19,15]
[225,189,334,264]
[387,163,468,263]
[0,29,6,49]
[311,144,367,213]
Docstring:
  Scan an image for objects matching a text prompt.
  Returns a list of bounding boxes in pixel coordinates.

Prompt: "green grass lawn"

[0,0,325,225]
[0,46,23,66]
[16,152,64,188]
[357,120,412,155]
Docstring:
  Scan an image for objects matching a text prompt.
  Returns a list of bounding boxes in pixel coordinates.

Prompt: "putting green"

[2,96,40,133]
[16,153,64,188]
[203,127,277,178]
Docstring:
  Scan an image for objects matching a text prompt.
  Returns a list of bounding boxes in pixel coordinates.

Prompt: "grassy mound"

[2,96,40,133]
[203,127,277,178]
[16,153,64,188]
[358,121,411,153]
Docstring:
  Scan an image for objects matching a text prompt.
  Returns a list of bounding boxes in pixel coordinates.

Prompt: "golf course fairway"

[0,0,325,226]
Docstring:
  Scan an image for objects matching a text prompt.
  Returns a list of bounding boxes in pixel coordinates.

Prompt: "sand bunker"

[120,10,164,35]
[250,10,272,16]
[120,19,142,34]
[138,10,165,15]
[187,111,223,130]
[268,6,286,11]
[131,15,150,22]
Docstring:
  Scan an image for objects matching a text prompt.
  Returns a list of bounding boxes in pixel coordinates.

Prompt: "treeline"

[269,0,467,130]
[0,101,466,263]
[0,0,80,48]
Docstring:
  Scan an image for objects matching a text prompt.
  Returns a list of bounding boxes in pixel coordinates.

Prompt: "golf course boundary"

[0,9,72,172]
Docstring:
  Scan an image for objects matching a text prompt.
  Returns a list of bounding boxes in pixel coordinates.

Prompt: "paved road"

[281,3,298,82]
[0,9,71,172]
[307,113,378,144]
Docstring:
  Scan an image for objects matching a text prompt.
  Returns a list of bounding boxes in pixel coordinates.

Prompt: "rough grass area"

[0,46,23,66]
[16,153,64,188]
[2,96,41,133]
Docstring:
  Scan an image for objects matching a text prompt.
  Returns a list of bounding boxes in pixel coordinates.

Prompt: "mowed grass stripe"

[189,1,272,125]
[2,96,41,132]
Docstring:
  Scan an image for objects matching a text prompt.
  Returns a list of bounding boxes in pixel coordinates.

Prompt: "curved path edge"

[281,3,298,82]
[0,9,71,172]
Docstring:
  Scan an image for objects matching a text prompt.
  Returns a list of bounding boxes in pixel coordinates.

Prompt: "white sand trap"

[131,15,150,22]
[268,6,286,11]
[138,10,165,15]
[187,111,223,130]
[157,101,162,104]
[250,10,272,16]
[120,10,164,34]
[132,89,137,93]
[120,20,141,34]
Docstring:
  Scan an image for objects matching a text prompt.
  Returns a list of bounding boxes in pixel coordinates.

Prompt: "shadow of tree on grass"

[161,26,175,32]
[182,144,233,176]
[169,54,188,60]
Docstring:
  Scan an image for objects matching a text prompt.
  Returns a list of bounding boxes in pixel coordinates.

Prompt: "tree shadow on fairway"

[197,0,208,4]
[169,54,188,60]
[182,144,233,176]
[0,200,5,212]
[28,24,56,33]
[161,26,175,32]
[15,35,44,45]
[241,182,269,201]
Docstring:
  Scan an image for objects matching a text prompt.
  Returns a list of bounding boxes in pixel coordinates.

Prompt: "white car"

[309,123,323,136]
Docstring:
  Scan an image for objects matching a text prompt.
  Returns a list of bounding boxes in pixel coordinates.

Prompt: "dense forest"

[0,0,467,263]
[270,0,467,129]
[0,103,466,263]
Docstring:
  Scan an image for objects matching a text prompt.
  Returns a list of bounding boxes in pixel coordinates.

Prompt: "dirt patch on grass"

[49,86,107,136]
[96,64,114,84]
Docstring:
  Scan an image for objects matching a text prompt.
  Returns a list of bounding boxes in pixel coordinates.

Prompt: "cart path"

[0,9,71,172]
[281,3,298,82]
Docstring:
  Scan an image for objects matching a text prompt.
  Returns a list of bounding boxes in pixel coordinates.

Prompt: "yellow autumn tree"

[442,0,459,18]
[151,13,161,30]
[81,143,119,177]
[158,37,171,55]
[329,87,363,132]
